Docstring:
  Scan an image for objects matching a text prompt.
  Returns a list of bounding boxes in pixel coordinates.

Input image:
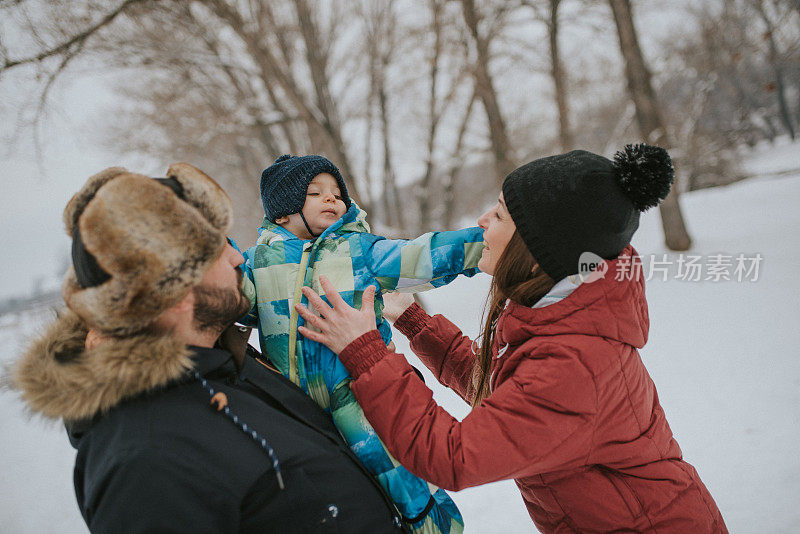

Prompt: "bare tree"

[458,0,517,184]
[608,0,692,251]
[1,0,147,71]
[752,0,797,139]
[442,87,477,228]
[1,0,376,240]
[4,0,794,250]
[358,0,404,230]
[546,0,573,151]
[519,0,574,151]
[204,0,363,200]
[417,0,447,233]
[415,0,472,232]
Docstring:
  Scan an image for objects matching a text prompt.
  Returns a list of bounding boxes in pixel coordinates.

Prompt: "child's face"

[275,173,347,239]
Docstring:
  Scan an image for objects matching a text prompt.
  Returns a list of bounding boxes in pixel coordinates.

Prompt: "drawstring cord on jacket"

[299,211,319,238]
[192,369,285,490]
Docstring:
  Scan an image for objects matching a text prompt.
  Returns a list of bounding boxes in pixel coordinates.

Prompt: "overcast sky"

[0,71,159,299]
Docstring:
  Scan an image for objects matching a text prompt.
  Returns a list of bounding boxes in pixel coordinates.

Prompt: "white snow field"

[1,142,798,532]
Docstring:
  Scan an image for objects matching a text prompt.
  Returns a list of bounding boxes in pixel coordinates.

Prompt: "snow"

[2,141,799,532]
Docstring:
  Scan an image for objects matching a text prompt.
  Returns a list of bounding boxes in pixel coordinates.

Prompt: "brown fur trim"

[167,162,233,234]
[8,309,193,422]
[62,167,128,235]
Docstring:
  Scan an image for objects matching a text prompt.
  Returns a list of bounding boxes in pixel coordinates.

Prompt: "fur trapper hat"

[62,163,233,335]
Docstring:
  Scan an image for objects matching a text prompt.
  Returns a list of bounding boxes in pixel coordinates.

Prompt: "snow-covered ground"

[1,142,798,532]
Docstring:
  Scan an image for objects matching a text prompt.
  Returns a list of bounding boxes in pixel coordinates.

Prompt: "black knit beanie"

[260,154,351,221]
[502,144,674,281]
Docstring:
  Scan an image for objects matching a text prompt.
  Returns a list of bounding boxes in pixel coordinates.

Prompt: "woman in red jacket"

[296,145,727,533]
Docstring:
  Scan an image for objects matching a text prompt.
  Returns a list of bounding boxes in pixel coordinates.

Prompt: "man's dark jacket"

[11,310,406,533]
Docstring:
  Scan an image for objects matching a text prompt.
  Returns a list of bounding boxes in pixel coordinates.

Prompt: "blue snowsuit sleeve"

[360,227,484,293]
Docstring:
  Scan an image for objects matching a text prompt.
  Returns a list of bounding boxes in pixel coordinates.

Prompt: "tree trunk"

[292,0,362,196]
[459,0,516,185]
[379,76,403,230]
[443,89,477,229]
[418,0,444,234]
[363,65,377,214]
[207,0,364,206]
[609,0,692,251]
[361,0,403,231]
[754,0,796,139]
[549,0,573,151]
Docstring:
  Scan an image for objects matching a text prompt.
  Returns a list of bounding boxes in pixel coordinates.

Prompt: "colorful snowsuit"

[241,203,483,534]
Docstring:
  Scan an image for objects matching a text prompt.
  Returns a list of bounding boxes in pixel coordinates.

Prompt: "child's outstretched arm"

[359,227,484,293]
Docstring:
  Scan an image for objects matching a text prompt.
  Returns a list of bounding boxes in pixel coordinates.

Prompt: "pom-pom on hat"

[502,144,673,281]
[62,163,234,336]
[260,154,351,221]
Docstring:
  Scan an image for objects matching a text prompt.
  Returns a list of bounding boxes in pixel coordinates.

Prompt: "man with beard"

[8,163,407,533]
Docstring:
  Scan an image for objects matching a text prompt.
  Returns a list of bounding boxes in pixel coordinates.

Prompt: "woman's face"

[477,192,518,276]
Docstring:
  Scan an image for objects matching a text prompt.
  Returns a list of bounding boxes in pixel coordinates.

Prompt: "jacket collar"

[190,345,237,377]
[6,309,209,422]
[531,275,583,309]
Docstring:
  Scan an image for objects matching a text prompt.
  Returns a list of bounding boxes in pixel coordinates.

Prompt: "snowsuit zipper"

[288,242,313,386]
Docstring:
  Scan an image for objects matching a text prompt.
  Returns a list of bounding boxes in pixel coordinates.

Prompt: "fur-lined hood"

[6,309,193,422]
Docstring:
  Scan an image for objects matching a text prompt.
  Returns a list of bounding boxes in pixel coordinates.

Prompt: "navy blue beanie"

[260,154,351,221]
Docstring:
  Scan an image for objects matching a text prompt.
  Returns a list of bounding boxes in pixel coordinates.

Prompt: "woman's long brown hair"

[471,231,555,407]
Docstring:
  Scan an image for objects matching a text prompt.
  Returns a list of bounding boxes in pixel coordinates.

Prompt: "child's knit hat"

[260,154,351,221]
[502,144,674,281]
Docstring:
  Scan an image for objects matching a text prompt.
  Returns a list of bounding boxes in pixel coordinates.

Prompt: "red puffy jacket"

[339,246,727,533]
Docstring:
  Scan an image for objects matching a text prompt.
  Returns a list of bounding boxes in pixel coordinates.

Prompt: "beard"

[192,283,252,334]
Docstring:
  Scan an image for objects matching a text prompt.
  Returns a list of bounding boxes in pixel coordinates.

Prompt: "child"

[240,154,484,534]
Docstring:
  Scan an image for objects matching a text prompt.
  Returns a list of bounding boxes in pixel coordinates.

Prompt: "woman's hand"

[296,275,378,354]
[381,292,416,323]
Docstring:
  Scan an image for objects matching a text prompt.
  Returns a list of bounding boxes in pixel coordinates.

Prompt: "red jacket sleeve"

[394,303,478,403]
[340,332,598,492]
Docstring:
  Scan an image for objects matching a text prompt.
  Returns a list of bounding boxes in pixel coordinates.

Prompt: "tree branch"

[2,0,149,72]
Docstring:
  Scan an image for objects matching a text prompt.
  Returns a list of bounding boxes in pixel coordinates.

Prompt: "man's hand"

[296,275,378,355]
[381,292,416,323]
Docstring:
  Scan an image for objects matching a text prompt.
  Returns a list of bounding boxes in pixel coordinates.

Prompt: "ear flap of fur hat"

[166,162,233,232]
[62,163,233,336]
